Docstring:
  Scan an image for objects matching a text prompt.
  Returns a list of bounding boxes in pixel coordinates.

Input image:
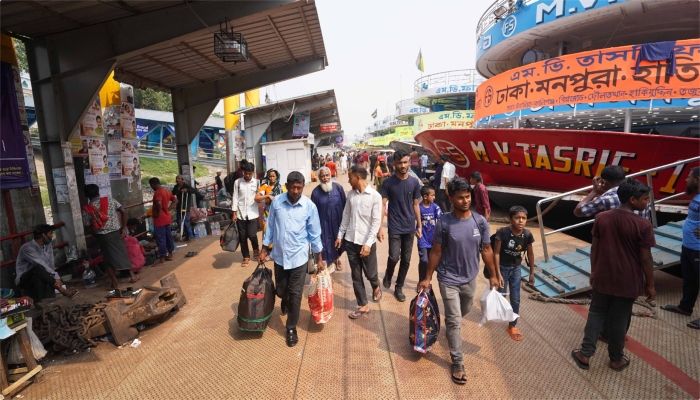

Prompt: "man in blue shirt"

[662,167,700,329]
[260,171,325,347]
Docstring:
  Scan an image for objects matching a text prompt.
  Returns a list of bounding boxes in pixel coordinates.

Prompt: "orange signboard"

[475,39,700,120]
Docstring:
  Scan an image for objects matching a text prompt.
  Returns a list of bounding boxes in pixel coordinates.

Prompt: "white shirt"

[233,177,260,219]
[337,185,382,246]
[441,162,455,190]
[420,154,429,168]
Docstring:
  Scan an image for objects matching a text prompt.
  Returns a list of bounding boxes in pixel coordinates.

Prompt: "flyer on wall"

[88,139,107,175]
[79,99,103,137]
[120,85,136,139]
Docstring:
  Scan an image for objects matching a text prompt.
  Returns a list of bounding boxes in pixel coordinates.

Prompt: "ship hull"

[415,128,699,197]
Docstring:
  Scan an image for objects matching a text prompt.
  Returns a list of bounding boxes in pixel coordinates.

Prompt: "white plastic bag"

[479,288,519,326]
[7,317,47,364]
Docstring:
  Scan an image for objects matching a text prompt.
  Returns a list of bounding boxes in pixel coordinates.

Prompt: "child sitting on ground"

[492,205,536,341]
[417,186,441,281]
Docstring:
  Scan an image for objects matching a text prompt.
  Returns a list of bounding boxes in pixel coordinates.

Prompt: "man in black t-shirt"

[379,149,422,302]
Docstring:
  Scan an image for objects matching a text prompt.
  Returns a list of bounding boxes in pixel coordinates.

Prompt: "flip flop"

[571,349,590,370]
[660,304,692,316]
[348,308,369,319]
[185,251,198,257]
[451,364,467,385]
[65,288,79,298]
[609,355,630,372]
[372,286,383,302]
[507,326,523,341]
[687,319,700,330]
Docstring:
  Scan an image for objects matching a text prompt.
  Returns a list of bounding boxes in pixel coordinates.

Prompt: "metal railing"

[536,156,700,261]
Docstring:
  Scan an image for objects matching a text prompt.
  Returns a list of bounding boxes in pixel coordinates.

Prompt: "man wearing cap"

[15,224,77,301]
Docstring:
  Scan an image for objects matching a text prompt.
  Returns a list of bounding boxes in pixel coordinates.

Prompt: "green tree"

[12,38,29,72]
[134,88,173,111]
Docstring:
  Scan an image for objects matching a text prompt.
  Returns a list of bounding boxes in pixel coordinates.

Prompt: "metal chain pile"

[33,302,108,353]
[522,284,657,318]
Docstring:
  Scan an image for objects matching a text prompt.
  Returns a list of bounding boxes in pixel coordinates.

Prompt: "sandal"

[609,355,630,371]
[241,258,250,267]
[507,326,523,341]
[571,349,590,370]
[335,260,343,272]
[64,288,79,298]
[661,304,692,316]
[185,251,198,257]
[348,308,369,319]
[451,364,467,385]
[372,286,382,302]
[687,319,700,330]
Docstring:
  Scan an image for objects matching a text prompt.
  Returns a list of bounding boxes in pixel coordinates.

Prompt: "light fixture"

[214,19,248,63]
[493,5,508,19]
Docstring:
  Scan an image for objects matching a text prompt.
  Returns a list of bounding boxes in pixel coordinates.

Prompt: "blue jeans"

[176,211,194,239]
[498,265,521,326]
[154,225,174,257]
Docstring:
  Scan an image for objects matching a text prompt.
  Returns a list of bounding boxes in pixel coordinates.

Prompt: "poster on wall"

[0,62,31,189]
[107,155,122,178]
[292,111,310,138]
[79,99,103,137]
[88,138,107,175]
[121,139,138,177]
[52,168,69,204]
[103,106,121,139]
[120,85,136,138]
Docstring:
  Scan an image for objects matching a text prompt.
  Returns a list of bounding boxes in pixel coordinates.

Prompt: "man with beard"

[311,167,347,272]
[417,178,499,385]
[662,167,700,329]
[260,171,325,347]
[337,165,383,319]
[379,149,422,302]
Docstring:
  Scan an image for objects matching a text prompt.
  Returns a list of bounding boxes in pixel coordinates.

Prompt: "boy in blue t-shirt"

[417,186,441,281]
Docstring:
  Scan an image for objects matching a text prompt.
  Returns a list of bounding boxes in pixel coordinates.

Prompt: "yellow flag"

[416,49,424,73]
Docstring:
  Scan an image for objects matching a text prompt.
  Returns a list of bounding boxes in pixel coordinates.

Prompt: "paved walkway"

[16,176,700,399]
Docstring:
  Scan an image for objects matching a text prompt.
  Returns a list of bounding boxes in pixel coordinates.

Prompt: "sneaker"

[286,328,298,347]
[394,287,406,302]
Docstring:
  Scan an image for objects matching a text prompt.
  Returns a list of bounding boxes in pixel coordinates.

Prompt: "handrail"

[536,156,700,261]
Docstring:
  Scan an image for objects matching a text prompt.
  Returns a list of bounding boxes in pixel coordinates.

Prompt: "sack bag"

[7,317,47,364]
[409,288,441,353]
[308,269,334,324]
[189,207,208,223]
[237,262,276,332]
[220,222,240,252]
[479,288,519,326]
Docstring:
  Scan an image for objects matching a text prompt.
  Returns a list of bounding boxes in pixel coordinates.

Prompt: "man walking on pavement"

[259,171,325,347]
[337,166,383,319]
[380,149,422,302]
[662,167,700,329]
[417,178,499,385]
[232,161,263,267]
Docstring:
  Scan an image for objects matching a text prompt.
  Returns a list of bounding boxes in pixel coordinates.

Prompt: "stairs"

[524,220,685,298]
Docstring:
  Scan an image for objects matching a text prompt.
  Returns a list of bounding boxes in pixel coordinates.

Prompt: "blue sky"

[217,0,495,141]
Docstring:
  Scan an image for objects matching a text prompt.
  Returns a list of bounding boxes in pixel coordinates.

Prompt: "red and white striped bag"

[308,269,334,324]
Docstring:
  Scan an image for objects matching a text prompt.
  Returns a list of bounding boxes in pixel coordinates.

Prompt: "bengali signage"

[319,122,338,133]
[414,111,475,134]
[416,128,699,197]
[475,39,700,120]
[477,0,625,57]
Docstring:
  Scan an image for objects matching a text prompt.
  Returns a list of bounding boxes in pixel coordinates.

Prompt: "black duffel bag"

[220,221,239,252]
[237,261,275,332]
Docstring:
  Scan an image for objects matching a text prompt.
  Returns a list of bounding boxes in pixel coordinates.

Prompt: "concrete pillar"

[624,109,632,133]
[26,39,114,253]
[171,90,218,186]
[224,95,241,174]
[513,117,520,129]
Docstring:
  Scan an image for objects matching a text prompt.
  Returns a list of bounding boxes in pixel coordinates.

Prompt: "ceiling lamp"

[214,20,248,63]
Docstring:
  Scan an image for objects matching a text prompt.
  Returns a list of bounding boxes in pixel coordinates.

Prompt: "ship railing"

[477,0,538,37]
[413,69,486,95]
[536,156,700,262]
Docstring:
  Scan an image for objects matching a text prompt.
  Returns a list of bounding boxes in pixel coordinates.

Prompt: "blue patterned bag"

[409,288,441,353]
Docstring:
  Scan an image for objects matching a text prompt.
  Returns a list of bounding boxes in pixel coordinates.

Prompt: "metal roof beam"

[178,41,232,76]
[266,15,297,62]
[142,54,203,84]
[298,5,317,57]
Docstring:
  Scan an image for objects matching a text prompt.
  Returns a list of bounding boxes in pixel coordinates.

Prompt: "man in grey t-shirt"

[418,178,500,385]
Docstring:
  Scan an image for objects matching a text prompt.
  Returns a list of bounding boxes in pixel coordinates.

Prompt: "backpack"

[409,288,441,353]
[237,262,276,332]
[440,212,490,278]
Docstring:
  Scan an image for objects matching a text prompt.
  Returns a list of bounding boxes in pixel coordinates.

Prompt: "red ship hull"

[415,128,699,197]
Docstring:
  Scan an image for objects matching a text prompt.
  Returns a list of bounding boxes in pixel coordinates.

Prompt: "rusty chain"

[33,302,108,353]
